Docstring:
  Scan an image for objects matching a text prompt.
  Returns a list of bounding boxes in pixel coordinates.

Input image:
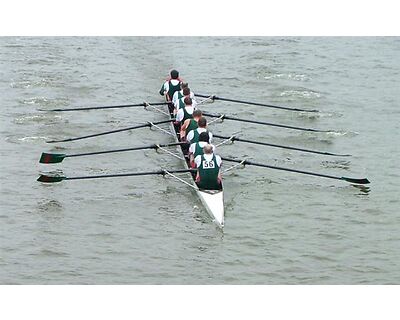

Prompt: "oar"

[203,112,330,133]
[214,134,350,157]
[37,168,196,183]
[222,157,370,184]
[39,142,185,164]
[38,102,169,112]
[47,119,174,143]
[196,94,319,113]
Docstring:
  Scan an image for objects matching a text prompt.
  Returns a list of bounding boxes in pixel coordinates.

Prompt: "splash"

[264,73,310,81]
[17,136,48,142]
[280,90,321,99]
[326,131,359,137]
[20,96,69,107]
[14,114,62,124]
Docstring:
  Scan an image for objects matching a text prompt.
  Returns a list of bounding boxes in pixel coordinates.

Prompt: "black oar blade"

[342,177,370,185]
[39,153,66,164]
[37,175,66,183]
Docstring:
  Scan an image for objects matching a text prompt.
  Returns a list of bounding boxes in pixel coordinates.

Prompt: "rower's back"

[187,117,213,144]
[159,69,182,113]
[176,97,195,124]
[195,144,222,190]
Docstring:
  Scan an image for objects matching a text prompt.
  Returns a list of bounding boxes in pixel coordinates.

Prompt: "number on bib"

[202,160,215,169]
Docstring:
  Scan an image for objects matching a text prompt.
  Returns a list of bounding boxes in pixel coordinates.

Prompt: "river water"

[0,37,399,284]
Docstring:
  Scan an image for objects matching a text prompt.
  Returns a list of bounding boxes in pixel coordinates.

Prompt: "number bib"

[202,159,215,169]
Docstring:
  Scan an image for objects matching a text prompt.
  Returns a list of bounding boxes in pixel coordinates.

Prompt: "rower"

[189,131,215,168]
[194,144,222,190]
[174,87,197,113]
[176,97,195,126]
[186,116,213,144]
[172,82,194,105]
[180,109,202,141]
[159,69,182,112]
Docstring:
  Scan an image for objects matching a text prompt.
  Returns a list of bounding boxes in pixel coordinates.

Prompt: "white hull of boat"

[166,104,225,228]
[197,189,224,227]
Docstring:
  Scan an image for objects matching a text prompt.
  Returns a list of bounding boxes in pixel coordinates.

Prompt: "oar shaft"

[203,112,329,133]
[222,157,339,179]
[65,142,183,158]
[40,102,168,112]
[222,157,369,184]
[213,134,349,156]
[196,94,319,113]
[65,169,194,180]
[47,119,174,143]
[66,145,155,158]
[37,168,196,183]
[66,171,163,180]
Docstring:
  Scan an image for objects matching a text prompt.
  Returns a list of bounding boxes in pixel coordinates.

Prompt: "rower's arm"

[180,119,190,133]
[188,144,195,167]
[194,155,202,182]
[218,170,222,183]
[159,82,167,96]
[217,156,223,182]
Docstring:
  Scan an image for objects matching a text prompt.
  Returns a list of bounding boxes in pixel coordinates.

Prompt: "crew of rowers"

[159,69,222,190]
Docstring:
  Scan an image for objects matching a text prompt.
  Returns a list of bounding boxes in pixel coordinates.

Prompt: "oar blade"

[39,153,66,164]
[37,175,66,183]
[342,177,370,185]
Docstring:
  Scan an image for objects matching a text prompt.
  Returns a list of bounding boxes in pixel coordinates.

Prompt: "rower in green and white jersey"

[176,97,195,125]
[186,117,213,144]
[194,144,222,190]
[159,69,182,103]
[189,131,215,168]
[172,82,187,105]
[180,109,202,141]
[172,83,195,105]
[174,87,197,113]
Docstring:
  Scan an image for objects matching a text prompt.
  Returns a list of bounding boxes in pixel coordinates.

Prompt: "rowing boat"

[37,89,370,229]
[166,103,225,228]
